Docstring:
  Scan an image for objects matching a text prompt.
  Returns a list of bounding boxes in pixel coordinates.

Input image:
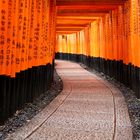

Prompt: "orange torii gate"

[0,0,140,124]
[0,0,56,78]
[0,0,56,123]
[56,0,140,98]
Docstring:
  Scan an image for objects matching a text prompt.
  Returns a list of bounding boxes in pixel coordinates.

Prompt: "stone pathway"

[6,60,132,140]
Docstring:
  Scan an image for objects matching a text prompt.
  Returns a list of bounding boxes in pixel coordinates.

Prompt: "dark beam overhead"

[56,0,126,34]
[56,0,126,6]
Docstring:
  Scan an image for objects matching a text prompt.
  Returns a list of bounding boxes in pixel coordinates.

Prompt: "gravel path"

[80,63,140,140]
[6,60,132,140]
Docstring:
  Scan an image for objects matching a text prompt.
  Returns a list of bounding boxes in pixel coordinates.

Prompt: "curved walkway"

[6,60,132,140]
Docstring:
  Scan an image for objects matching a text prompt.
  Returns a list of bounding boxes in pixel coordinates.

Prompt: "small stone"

[27,120,30,123]
[0,133,3,138]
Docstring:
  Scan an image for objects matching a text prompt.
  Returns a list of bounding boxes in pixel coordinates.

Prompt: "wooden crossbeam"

[56,31,79,34]
[57,24,88,27]
[57,12,107,17]
[56,28,83,31]
[58,9,110,14]
[57,19,93,25]
[57,25,87,30]
[57,16,100,20]
[57,5,119,10]
[56,0,126,35]
[56,0,125,6]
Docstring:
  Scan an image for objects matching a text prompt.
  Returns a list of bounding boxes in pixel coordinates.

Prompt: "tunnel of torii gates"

[0,0,140,123]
